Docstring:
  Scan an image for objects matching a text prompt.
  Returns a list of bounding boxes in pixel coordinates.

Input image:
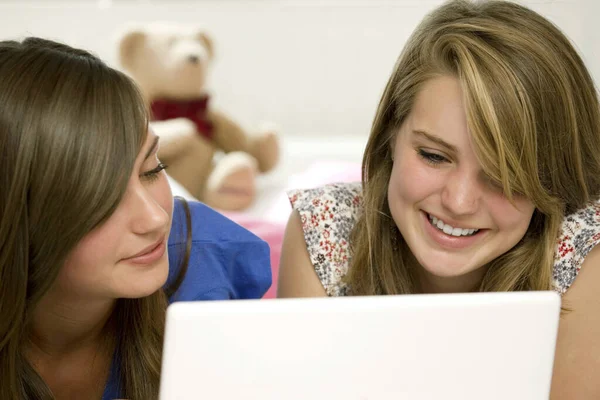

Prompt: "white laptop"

[159,291,560,400]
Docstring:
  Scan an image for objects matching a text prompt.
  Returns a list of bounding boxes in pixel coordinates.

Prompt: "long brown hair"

[347,0,600,294]
[0,37,190,399]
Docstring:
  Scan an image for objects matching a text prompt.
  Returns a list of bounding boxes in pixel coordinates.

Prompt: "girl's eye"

[481,173,505,193]
[140,162,168,183]
[417,149,449,166]
[484,176,524,198]
[486,178,504,192]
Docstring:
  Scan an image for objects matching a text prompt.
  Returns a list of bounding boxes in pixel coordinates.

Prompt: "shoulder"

[167,199,272,301]
[288,181,363,213]
[551,239,600,398]
[286,182,363,296]
[287,182,363,245]
[554,198,600,294]
[169,199,266,245]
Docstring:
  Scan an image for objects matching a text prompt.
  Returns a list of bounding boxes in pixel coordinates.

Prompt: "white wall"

[0,0,596,138]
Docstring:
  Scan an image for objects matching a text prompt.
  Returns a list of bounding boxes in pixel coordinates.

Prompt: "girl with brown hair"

[0,37,271,399]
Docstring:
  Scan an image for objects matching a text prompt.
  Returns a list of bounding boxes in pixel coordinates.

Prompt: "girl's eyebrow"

[412,129,458,154]
[144,136,160,161]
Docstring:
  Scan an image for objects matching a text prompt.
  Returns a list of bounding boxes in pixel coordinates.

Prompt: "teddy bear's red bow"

[150,95,214,140]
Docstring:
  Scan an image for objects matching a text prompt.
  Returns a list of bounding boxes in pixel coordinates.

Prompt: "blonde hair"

[347,0,600,294]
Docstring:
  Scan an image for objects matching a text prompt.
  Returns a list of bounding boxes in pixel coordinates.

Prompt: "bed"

[168,134,366,298]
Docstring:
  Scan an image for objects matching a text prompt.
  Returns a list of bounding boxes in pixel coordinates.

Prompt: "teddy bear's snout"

[188,55,200,64]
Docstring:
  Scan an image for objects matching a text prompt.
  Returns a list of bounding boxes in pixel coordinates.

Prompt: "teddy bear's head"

[118,23,214,100]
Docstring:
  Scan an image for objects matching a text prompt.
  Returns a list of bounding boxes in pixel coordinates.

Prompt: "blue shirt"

[102,199,272,399]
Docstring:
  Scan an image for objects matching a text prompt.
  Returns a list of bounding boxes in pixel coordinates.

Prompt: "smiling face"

[53,129,174,301]
[387,75,535,293]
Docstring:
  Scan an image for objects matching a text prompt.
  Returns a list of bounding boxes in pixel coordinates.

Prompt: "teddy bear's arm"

[206,109,251,154]
[149,118,208,160]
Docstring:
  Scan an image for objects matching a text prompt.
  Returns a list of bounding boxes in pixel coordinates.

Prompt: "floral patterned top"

[288,182,600,297]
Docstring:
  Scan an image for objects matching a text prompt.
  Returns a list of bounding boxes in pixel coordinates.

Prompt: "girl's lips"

[122,238,166,265]
[421,211,485,250]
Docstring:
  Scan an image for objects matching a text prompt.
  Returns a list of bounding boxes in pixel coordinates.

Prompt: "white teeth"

[429,215,479,237]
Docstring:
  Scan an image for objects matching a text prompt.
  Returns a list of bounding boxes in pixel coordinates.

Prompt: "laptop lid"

[160,291,560,400]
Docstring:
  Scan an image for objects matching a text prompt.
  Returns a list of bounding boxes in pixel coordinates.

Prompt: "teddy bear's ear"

[196,31,214,61]
[117,29,147,71]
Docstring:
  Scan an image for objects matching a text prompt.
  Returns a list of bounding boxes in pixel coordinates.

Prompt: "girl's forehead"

[404,79,471,146]
[411,77,466,119]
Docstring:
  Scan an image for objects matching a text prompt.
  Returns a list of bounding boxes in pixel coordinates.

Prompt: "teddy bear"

[117,23,279,211]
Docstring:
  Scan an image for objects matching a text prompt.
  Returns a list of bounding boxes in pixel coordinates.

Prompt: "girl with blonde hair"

[279,1,600,397]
